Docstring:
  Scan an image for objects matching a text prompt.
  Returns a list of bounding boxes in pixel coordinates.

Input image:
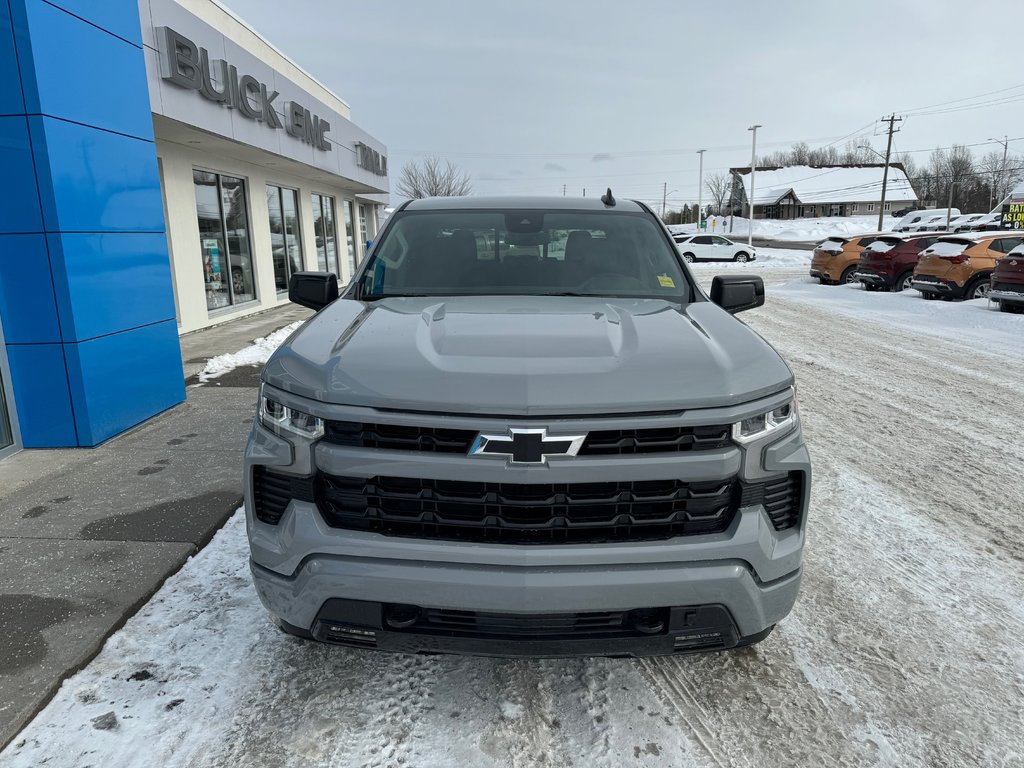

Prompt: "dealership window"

[867,203,875,212]
[266,185,303,293]
[194,170,256,311]
[884,202,892,211]
[344,200,357,276]
[311,194,339,275]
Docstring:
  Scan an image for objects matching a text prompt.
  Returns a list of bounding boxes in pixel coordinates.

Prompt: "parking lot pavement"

[3,256,1022,767]
[0,304,309,749]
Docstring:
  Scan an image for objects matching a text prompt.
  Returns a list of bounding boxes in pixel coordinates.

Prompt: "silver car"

[245,195,811,657]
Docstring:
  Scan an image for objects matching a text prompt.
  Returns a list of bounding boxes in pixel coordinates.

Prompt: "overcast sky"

[229,0,1022,209]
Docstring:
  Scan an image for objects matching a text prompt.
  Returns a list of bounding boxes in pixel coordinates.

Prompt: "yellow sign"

[658,275,676,288]
[1002,200,1024,230]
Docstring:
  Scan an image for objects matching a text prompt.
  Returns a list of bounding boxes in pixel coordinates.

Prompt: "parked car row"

[811,230,1024,313]
[892,209,1000,233]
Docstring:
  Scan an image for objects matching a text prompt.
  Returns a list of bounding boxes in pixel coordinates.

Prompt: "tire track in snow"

[489,659,566,768]
[635,658,730,768]
[353,653,440,768]
[581,659,614,764]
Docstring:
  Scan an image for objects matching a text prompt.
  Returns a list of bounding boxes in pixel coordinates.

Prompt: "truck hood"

[263,296,793,415]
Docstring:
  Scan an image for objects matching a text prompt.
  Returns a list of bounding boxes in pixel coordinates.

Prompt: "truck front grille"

[315,474,738,544]
[577,425,731,454]
[323,421,732,456]
[415,607,648,638]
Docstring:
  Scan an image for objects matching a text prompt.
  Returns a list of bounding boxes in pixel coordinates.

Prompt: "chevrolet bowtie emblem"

[470,428,587,465]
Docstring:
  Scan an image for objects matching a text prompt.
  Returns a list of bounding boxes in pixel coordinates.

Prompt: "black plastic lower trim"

[294,598,761,658]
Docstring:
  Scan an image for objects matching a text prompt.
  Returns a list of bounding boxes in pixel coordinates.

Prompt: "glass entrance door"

[0,368,13,451]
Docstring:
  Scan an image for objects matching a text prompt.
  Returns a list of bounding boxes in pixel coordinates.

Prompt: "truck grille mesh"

[323,421,731,456]
[315,474,738,544]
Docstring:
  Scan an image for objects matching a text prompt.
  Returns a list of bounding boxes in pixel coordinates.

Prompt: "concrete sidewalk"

[0,304,310,748]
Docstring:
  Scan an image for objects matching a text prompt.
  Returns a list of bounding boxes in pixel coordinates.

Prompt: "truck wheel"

[840,266,858,285]
[895,271,914,293]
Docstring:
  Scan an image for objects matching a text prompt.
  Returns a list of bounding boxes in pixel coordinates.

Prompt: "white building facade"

[143,0,389,333]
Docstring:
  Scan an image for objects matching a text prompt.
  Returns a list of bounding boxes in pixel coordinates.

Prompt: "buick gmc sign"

[158,26,332,152]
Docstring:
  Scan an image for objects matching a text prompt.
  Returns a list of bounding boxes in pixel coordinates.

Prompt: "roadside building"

[729,164,918,219]
[0,0,389,454]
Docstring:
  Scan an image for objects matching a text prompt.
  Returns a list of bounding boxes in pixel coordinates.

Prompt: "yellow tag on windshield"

[658,275,675,288]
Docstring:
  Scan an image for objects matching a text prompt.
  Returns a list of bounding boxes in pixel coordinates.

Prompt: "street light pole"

[747,125,761,248]
[947,181,958,230]
[988,135,1009,208]
[696,149,706,228]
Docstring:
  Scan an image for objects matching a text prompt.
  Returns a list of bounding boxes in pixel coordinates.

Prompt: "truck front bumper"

[252,550,800,657]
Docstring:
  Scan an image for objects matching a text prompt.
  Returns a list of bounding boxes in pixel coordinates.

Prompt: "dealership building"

[0,0,389,457]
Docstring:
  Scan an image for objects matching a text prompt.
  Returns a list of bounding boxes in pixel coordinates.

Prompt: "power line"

[898,82,1024,116]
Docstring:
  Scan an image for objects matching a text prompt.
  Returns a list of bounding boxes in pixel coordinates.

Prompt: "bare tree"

[396,156,473,199]
[705,172,730,213]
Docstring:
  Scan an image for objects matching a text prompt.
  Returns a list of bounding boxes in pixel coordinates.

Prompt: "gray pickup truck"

[245,194,810,657]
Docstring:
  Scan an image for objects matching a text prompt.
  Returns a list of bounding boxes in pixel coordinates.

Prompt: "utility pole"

[696,149,706,228]
[747,125,761,248]
[562,184,566,197]
[661,182,667,220]
[582,187,586,198]
[877,113,902,231]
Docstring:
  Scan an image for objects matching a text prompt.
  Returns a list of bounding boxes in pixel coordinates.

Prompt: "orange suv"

[912,232,1024,300]
[810,233,889,285]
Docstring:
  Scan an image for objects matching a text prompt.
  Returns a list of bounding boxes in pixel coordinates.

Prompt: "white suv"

[673,234,756,263]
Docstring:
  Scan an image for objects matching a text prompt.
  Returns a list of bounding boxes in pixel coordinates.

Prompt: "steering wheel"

[581,272,647,291]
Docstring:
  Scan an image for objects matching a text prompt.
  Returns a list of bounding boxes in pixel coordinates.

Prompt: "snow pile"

[198,322,302,382]
[688,246,809,269]
[669,215,890,243]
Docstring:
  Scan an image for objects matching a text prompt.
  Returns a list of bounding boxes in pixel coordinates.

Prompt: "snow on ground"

[772,276,1024,358]
[670,214,892,242]
[197,322,303,382]
[4,249,1024,766]
[686,247,810,269]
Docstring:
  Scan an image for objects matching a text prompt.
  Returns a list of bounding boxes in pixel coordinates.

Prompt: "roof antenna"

[600,187,616,206]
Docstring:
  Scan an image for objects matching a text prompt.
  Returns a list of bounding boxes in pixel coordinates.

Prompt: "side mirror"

[289,271,338,311]
[710,274,764,314]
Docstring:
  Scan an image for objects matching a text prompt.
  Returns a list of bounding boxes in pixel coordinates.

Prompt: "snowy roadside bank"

[669,214,890,243]
[197,322,302,382]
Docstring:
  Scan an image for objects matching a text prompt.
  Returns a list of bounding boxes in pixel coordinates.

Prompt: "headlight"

[732,397,797,444]
[259,394,324,440]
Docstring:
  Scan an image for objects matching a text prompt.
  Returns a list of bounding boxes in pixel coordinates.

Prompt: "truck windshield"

[358,209,692,301]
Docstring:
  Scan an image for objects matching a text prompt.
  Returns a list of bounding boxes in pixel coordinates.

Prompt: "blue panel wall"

[0,0,184,448]
[5,344,76,447]
[65,319,184,445]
